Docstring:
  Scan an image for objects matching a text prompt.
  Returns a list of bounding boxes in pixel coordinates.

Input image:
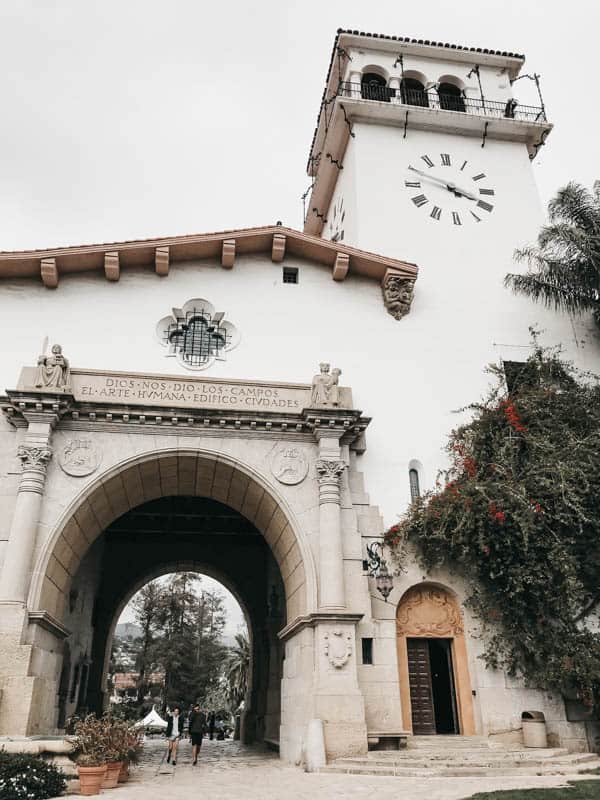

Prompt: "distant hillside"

[116,621,236,648]
[115,622,142,640]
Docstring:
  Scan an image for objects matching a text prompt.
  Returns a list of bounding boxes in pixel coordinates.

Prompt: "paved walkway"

[66,738,599,799]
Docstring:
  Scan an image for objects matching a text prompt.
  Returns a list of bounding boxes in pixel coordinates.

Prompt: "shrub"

[0,751,66,800]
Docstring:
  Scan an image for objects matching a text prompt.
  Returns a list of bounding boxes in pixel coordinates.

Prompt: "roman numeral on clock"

[472,173,486,181]
[441,153,451,166]
[421,155,434,168]
[460,160,468,171]
[470,211,482,222]
[477,200,494,213]
[452,212,462,226]
[430,206,442,220]
[405,181,421,188]
[412,194,428,208]
[479,188,495,196]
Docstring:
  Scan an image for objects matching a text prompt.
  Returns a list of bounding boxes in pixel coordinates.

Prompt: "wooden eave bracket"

[155,246,170,276]
[40,257,58,289]
[104,251,120,281]
[272,233,286,263]
[381,267,416,321]
[222,239,236,269]
[332,252,349,281]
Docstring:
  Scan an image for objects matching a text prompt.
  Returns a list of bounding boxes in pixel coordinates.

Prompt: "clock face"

[404,153,496,226]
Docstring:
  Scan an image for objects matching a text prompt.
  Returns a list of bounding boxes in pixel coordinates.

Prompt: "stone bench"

[367,731,410,751]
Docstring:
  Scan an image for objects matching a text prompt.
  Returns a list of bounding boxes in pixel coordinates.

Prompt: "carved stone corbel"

[382,269,415,320]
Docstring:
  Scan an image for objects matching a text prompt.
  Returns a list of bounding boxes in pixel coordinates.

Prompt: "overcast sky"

[0,0,598,251]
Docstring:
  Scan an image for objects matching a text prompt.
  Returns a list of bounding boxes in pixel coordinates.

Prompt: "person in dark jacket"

[165,706,182,766]
[188,704,206,766]
[208,711,216,740]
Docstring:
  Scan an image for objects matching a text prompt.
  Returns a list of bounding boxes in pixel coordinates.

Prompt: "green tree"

[225,632,250,710]
[131,579,161,703]
[505,182,600,326]
[385,340,600,711]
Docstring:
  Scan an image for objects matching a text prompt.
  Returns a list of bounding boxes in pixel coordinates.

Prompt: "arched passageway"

[27,451,316,750]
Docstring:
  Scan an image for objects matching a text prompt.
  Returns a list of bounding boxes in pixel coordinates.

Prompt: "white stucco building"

[0,29,597,763]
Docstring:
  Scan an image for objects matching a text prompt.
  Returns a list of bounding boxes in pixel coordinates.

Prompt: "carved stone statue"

[35,344,71,391]
[382,275,415,320]
[310,363,342,407]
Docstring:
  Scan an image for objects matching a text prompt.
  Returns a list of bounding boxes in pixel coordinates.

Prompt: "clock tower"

[305,29,551,267]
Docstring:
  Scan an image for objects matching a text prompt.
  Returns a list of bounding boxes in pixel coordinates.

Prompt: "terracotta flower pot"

[117,761,130,783]
[102,761,123,789]
[77,764,107,796]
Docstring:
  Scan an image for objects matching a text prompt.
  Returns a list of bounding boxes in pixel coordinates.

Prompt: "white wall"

[1,235,599,529]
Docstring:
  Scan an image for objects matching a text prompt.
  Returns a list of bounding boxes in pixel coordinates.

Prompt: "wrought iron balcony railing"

[337,81,547,124]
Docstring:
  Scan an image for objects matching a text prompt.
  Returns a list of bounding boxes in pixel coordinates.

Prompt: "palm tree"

[225,632,250,711]
[505,182,600,326]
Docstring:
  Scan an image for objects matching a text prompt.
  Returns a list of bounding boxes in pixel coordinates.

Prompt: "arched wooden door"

[396,584,476,735]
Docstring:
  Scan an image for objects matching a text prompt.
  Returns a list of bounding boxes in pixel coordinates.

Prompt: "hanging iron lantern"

[363,541,394,601]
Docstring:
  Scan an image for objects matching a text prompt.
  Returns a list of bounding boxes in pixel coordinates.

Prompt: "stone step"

[358,747,571,761]
[406,736,501,750]
[333,752,596,770]
[321,756,600,778]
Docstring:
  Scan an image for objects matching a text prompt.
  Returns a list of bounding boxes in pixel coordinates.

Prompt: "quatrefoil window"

[155,298,240,371]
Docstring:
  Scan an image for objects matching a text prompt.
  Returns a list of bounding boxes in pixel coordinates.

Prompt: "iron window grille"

[409,468,421,500]
[163,304,231,369]
[283,267,299,284]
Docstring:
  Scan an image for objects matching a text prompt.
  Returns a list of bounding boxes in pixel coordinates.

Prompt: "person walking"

[188,703,206,766]
[207,711,215,740]
[165,706,182,766]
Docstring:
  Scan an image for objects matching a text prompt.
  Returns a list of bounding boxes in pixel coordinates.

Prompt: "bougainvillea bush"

[385,339,600,711]
[0,752,66,800]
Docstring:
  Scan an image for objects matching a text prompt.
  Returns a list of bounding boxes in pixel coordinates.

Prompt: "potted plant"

[118,725,143,783]
[101,717,126,789]
[74,715,108,796]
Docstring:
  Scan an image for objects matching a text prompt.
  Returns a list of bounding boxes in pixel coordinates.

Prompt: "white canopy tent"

[134,707,168,729]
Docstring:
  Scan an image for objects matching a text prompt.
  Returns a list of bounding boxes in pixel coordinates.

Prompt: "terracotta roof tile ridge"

[336,27,525,60]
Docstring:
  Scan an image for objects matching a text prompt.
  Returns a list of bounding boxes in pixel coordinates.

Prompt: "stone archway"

[30,449,316,625]
[396,583,475,735]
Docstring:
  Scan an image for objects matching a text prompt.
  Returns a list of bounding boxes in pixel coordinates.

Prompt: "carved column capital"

[316,459,346,505]
[17,444,52,493]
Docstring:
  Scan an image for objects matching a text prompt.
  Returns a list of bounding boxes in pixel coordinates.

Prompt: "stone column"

[0,418,54,608]
[349,70,362,99]
[388,76,401,103]
[316,458,346,609]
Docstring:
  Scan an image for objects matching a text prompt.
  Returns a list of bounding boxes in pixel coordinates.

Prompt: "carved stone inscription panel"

[396,586,464,637]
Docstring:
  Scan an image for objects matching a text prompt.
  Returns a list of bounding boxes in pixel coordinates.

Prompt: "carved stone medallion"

[59,439,102,477]
[270,444,308,485]
[324,628,352,669]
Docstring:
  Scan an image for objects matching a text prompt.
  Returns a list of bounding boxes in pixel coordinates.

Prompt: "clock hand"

[408,166,478,200]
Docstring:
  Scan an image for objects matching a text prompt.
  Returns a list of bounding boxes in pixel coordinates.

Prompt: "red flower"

[500,399,527,433]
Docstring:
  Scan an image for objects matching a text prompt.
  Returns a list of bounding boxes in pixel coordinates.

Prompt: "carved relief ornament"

[17,444,52,472]
[382,273,415,321]
[59,439,102,477]
[324,628,352,669]
[396,586,464,637]
[315,459,346,505]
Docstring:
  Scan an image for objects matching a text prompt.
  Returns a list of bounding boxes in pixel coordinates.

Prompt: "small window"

[438,82,465,113]
[283,267,298,284]
[361,73,392,102]
[503,360,538,394]
[361,638,374,665]
[401,77,429,108]
[409,468,420,500]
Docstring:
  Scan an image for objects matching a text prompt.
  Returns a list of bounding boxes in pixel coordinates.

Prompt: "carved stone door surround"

[396,584,476,735]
